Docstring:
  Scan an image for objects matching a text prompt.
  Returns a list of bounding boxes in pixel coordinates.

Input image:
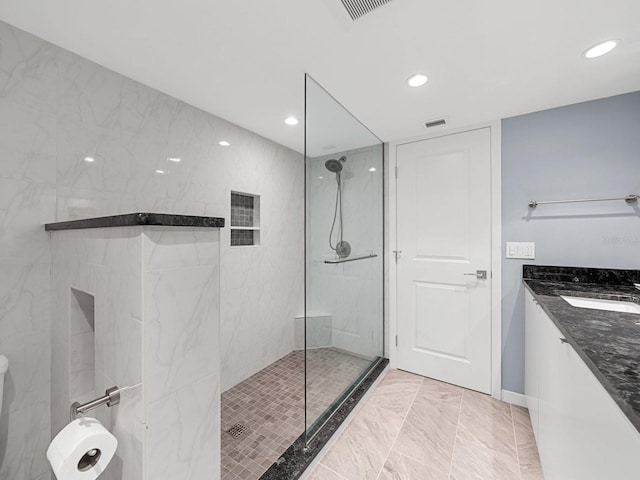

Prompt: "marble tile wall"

[51,31,304,393]
[50,227,144,480]
[0,20,56,480]
[0,18,303,477]
[144,228,221,480]
[306,145,384,358]
[51,226,221,480]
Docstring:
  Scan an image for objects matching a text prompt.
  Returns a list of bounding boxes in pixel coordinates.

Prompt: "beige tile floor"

[307,369,544,480]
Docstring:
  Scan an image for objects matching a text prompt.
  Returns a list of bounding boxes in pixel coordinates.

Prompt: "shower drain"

[227,423,248,438]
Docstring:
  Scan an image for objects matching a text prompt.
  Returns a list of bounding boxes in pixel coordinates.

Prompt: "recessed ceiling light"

[84,156,95,163]
[285,116,299,126]
[155,169,167,174]
[319,176,324,179]
[584,40,618,58]
[369,167,376,172]
[219,141,231,147]
[167,157,181,163]
[407,73,428,87]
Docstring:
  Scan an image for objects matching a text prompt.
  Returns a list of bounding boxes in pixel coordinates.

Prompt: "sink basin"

[561,295,640,315]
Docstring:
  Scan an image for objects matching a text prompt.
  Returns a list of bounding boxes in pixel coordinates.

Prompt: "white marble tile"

[144,228,220,271]
[306,145,383,360]
[55,121,129,220]
[120,78,177,209]
[0,98,56,184]
[0,400,51,480]
[103,386,145,480]
[146,263,220,402]
[50,230,145,480]
[115,317,143,391]
[69,330,96,400]
[0,177,55,262]
[147,375,220,480]
[57,49,123,129]
[0,329,50,414]
[0,21,57,113]
[0,261,51,338]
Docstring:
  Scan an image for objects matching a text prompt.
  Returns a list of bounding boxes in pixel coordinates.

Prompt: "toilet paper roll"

[47,417,118,480]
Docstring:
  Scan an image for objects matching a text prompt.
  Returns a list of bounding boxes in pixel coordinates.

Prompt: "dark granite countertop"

[45,213,225,231]
[523,265,640,433]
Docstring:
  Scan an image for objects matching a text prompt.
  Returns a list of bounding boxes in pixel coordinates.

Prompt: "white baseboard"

[501,389,528,408]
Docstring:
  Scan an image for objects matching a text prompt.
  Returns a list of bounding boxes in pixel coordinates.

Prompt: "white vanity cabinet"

[524,289,541,440]
[524,288,640,480]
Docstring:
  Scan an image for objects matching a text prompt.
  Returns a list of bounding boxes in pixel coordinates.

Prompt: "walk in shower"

[220,76,384,480]
[304,75,384,439]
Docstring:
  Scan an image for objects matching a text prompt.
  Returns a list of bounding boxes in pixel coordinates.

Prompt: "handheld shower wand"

[325,156,350,258]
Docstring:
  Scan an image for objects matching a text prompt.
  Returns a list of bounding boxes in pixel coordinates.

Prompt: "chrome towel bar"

[324,254,378,264]
[528,194,638,208]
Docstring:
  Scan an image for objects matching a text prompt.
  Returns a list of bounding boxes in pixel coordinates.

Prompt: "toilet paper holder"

[70,386,120,421]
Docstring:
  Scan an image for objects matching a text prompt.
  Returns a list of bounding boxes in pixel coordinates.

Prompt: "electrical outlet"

[506,242,535,259]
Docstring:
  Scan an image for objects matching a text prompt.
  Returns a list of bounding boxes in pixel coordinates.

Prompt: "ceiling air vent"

[340,0,394,20]
[425,118,446,128]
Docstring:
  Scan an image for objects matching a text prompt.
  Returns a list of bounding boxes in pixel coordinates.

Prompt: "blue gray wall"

[501,91,640,393]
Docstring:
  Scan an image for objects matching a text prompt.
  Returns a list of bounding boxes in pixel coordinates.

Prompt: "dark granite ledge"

[523,264,640,286]
[523,265,640,433]
[45,213,225,231]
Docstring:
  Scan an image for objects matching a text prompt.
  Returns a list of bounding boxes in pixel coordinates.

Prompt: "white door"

[396,128,492,393]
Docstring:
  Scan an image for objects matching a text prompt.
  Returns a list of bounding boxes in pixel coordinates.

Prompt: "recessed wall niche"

[69,288,96,402]
[230,191,260,246]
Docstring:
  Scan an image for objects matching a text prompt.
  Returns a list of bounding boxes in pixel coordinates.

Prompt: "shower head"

[325,156,347,173]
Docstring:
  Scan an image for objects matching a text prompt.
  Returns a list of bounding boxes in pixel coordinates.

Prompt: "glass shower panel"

[305,75,384,439]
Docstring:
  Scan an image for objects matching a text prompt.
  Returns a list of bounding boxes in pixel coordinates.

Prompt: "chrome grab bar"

[324,254,378,264]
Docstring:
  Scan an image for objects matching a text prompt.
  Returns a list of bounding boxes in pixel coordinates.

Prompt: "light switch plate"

[506,242,535,259]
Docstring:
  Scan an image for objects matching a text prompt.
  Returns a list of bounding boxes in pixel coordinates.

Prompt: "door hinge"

[395,335,398,347]
[395,166,398,179]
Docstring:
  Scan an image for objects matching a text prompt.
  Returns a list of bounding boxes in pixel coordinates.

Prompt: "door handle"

[463,270,487,280]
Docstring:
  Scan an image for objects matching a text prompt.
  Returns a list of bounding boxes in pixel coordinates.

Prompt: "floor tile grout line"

[368,382,424,419]
[510,404,524,480]
[317,462,350,480]
[447,387,465,479]
[374,377,425,480]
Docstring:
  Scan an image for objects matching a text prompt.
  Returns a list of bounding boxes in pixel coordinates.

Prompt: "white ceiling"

[1,0,638,154]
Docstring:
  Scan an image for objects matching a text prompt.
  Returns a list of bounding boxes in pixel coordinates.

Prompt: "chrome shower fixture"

[327,156,350,258]
[324,156,346,173]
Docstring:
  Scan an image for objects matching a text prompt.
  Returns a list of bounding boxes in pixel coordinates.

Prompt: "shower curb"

[259,357,389,480]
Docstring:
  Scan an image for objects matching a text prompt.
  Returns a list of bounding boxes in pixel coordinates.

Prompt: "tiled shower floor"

[220,348,373,480]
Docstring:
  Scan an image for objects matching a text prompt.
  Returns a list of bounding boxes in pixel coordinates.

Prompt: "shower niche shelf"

[230,191,260,246]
